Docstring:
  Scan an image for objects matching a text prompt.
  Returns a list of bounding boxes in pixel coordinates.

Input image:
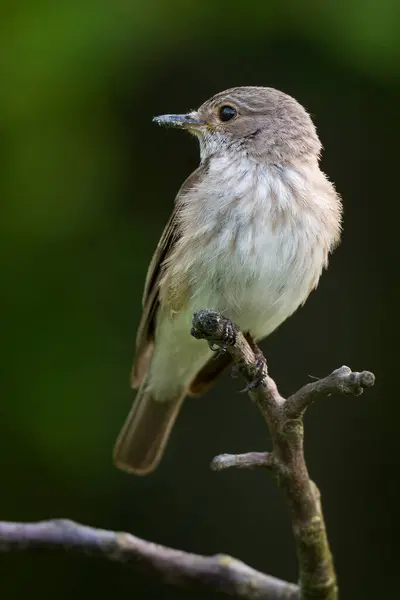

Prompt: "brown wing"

[131,207,180,387]
[131,164,206,388]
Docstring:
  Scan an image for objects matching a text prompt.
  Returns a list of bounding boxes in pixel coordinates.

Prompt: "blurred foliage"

[0,1,398,599]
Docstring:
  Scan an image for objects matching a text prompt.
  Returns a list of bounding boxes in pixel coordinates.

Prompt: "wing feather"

[131,164,205,387]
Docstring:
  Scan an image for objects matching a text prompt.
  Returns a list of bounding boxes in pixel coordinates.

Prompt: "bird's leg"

[191,310,238,358]
[208,316,238,358]
[238,333,268,392]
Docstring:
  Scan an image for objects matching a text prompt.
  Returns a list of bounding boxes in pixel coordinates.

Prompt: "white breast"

[148,153,341,399]
[179,154,337,340]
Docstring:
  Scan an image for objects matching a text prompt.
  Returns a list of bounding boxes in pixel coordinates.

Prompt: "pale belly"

[148,222,324,400]
[188,222,322,341]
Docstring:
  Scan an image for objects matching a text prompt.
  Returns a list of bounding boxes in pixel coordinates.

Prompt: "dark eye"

[218,105,237,122]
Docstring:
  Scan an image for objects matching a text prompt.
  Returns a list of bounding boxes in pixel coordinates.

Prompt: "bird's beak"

[153,111,205,130]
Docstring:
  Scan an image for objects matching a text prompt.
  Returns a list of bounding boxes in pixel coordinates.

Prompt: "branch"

[211,452,274,471]
[284,366,375,419]
[0,310,375,600]
[191,310,375,600]
[0,519,299,600]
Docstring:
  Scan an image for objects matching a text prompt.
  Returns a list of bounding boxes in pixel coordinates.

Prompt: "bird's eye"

[218,105,237,122]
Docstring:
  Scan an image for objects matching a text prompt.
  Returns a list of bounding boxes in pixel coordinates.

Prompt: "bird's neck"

[203,150,315,206]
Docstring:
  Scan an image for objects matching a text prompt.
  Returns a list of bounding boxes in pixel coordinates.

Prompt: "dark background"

[1,1,398,598]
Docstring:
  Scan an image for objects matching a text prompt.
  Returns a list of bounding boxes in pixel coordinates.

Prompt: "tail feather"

[113,379,185,475]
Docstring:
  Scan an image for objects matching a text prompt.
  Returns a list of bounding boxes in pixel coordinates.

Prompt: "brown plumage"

[113,87,342,475]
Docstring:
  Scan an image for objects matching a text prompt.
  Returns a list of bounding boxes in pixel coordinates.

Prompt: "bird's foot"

[207,317,238,358]
[191,310,238,358]
[239,350,267,393]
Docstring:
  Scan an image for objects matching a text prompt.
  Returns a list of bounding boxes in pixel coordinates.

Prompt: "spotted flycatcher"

[113,86,342,475]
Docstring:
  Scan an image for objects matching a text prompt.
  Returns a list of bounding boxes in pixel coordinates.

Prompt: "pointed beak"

[153,112,205,130]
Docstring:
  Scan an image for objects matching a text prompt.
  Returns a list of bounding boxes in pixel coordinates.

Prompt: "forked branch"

[191,309,375,600]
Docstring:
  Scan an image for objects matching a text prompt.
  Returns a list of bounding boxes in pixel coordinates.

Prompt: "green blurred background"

[1,1,398,598]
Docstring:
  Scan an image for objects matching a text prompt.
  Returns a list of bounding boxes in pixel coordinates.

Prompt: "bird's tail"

[113,376,186,475]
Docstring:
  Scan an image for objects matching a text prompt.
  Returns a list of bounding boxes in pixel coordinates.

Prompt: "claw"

[208,342,220,352]
[239,355,267,393]
[239,378,263,393]
[221,320,237,347]
[208,342,228,360]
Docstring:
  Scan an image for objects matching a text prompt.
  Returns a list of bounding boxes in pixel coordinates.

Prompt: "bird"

[113,86,342,475]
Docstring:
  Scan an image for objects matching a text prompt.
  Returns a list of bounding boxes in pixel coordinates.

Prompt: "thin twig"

[211,452,274,471]
[284,366,375,419]
[0,519,299,600]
